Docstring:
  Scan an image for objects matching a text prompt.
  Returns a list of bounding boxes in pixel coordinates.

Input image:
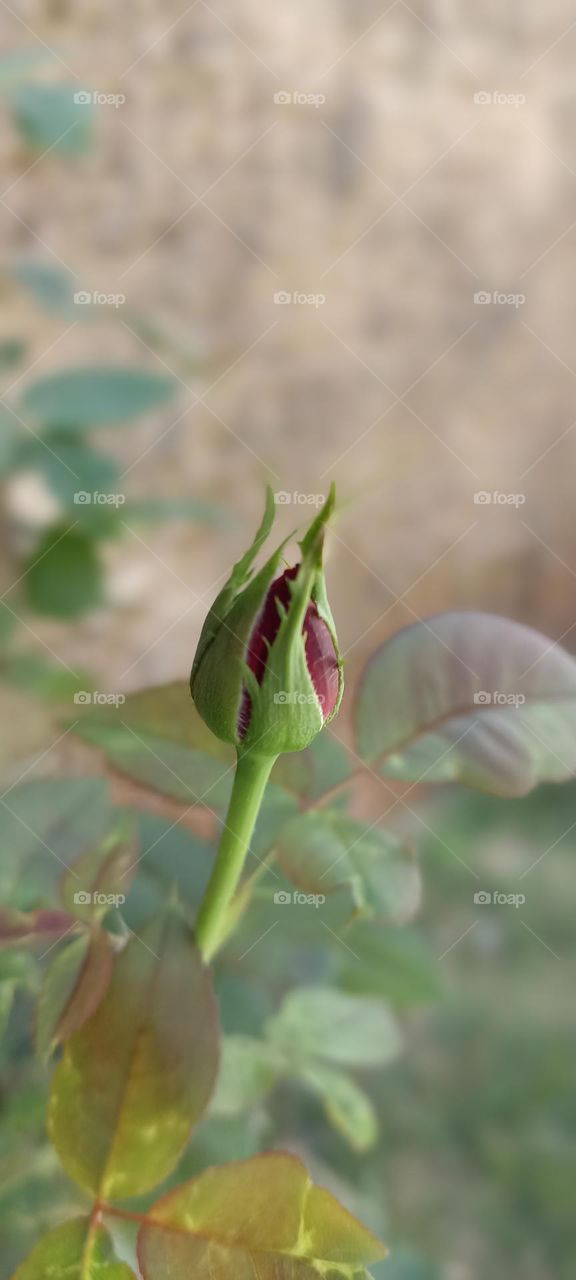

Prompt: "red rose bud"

[238,565,340,738]
[191,487,343,758]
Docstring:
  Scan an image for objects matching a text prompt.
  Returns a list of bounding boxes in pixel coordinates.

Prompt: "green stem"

[195,749,276,962]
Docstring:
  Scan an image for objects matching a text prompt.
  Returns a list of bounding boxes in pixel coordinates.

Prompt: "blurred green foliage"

[7,85,92,155]
[1,761,575,1277]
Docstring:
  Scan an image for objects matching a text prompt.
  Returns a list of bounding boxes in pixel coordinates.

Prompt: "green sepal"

[191,486,277,685]
[191,539,287,746]
[241,525,336,756]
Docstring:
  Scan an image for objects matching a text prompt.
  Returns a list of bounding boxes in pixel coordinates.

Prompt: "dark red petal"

[302,608,340,720]
[237,567,295,738]
[245,566,297,684]
[237,565,339,738]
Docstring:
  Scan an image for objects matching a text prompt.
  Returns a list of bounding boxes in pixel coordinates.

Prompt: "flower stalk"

[195,749,276,962]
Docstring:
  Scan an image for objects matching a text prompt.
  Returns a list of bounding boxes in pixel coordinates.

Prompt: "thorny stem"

[195,749,277,963]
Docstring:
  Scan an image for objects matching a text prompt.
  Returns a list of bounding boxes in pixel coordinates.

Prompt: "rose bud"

[190,487,343,758]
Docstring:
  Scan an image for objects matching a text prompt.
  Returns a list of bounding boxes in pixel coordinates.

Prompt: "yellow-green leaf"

[137,1152,386,1278]
[12,1216,136,1279]
[48,914,219,1199]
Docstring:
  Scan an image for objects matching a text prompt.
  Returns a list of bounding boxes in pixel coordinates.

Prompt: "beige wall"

[2,1,575,702]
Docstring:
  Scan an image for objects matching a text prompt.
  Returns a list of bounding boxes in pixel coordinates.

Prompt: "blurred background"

[1,3,576,1278]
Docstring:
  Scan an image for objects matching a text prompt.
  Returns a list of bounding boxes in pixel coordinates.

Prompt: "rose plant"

[4,488,576,1278]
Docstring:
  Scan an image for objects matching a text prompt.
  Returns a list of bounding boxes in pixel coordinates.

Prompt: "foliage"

[3,604,576,1276]
[7,85,92,155]
[1,175,227,624]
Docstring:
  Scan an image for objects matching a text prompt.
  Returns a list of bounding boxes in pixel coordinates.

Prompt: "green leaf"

[370,1253,441,1280]
[299,1062,378,1152]
[137,1152,386,1278]
[0,980,15,1038]
[277,810,420,924]
[23,525,103,617]
[72,682,236,808]
[35,931,114,1060]
[8,84,92,154]
[12,1216,136,1279]
[0,408,23,474]
[0,949,35,1038]
[2,653,91,702]
[0,777,113,907]
[250,782,300,860]
[48,913,219,1198]
[266,987,402,1068]
[60,823,137,921]
[356,612,576,797]
[210,1035,284,1117]
[34,436,122,512]
[11,260,77,315]
[73,681,232,760]
[273,733,352,801]
[22,366,177,429]
[77,726,234,807]
[126,812,213,916]
[338,925,442,1008]
[0,337,25,369]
